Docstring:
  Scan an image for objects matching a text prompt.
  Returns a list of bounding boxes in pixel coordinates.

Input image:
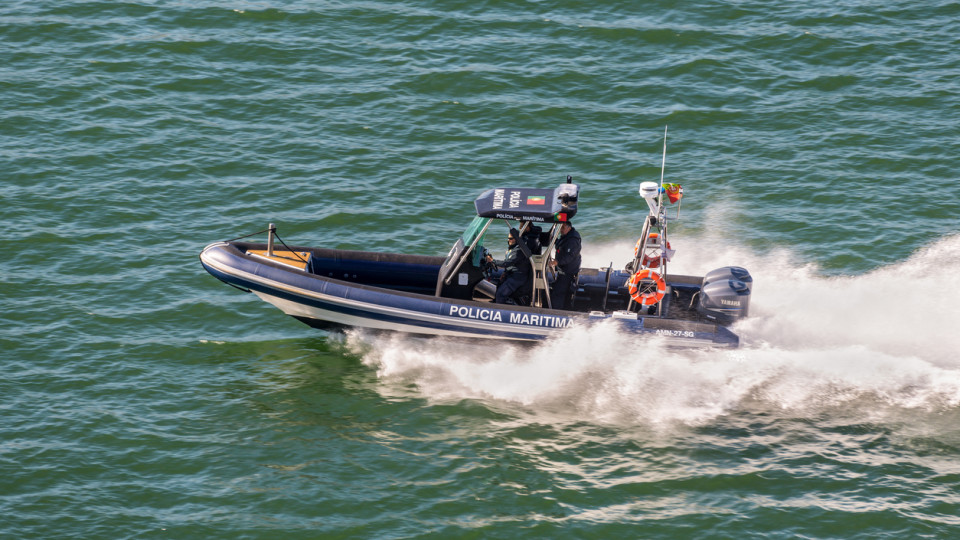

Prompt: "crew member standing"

[549,221,581,310]
[494,228,531,305]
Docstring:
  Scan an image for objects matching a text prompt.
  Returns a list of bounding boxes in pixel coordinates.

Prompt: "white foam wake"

[348,233,960,427]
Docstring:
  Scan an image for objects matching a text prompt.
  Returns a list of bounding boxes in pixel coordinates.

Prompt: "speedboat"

[200,178,752,347]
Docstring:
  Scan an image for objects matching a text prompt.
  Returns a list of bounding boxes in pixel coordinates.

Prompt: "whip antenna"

[658,126,668,207]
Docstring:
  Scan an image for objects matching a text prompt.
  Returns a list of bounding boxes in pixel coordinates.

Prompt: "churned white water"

[354,233,960,427]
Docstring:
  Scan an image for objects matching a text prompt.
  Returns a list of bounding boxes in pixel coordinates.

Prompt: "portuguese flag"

[663,183,683,204]
[527,195,546,205]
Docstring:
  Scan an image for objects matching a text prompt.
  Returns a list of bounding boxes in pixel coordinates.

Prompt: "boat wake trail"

[348,234,960,427]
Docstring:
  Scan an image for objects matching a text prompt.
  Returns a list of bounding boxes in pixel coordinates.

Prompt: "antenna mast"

[658,126,668,208]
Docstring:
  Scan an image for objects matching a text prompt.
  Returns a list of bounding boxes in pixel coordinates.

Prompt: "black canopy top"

[474,183,579,223]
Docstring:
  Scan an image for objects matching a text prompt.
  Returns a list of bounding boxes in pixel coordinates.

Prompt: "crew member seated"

[493,228,531,305]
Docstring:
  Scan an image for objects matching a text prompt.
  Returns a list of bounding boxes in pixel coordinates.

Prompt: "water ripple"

[4,0,960,537]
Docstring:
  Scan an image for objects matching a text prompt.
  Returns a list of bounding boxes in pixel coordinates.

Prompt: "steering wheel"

[480,248,498,279]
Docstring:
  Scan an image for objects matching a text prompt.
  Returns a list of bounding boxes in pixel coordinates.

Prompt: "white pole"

[658,126,668,206]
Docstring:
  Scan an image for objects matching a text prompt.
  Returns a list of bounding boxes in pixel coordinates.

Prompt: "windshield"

[460,216,490,266]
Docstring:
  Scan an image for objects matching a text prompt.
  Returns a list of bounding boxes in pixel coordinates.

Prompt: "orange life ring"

[633,233,671,269]
[627,269,667,306]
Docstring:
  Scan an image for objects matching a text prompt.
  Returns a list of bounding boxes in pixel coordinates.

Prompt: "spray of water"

[348,234,960,427]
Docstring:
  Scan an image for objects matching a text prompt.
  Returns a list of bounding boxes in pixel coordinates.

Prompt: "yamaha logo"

[721,299,741,306]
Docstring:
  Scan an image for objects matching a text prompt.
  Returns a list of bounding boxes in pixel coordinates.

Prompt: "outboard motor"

[697,266,752,325]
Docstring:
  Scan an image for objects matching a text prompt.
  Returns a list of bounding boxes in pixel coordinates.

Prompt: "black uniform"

[521,225,543,255]
[552,225,581,310]
[495,231,531,304]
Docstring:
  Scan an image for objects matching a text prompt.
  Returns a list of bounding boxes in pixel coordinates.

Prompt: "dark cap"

[508,228,519,239]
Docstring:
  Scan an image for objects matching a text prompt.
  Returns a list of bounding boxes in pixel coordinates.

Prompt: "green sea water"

[4,0,960,537]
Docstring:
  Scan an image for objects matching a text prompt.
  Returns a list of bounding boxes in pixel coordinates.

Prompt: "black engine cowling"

[697,266,752,324]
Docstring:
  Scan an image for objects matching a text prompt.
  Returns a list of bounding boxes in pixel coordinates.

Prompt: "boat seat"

[473,279,497,300]
[529,253,551,308]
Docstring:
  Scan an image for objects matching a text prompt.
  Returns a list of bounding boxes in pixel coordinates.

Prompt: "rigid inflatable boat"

[200,179,752,347]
